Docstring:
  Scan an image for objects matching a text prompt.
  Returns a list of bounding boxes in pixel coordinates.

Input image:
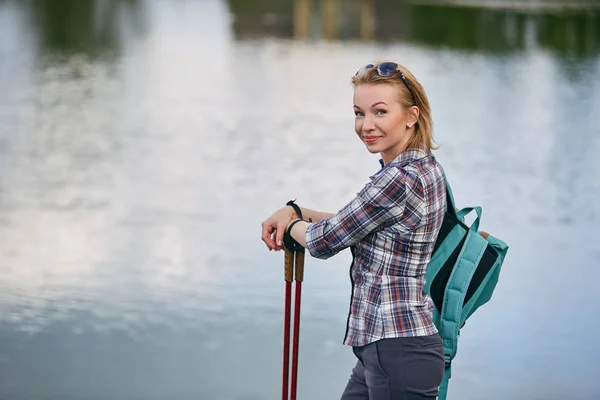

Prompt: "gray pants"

[340,334,445,400]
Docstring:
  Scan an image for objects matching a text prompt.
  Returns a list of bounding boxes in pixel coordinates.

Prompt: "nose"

[362,114,375,133]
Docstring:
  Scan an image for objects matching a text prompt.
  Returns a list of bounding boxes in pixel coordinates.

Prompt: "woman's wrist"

[286,200,303,220]
[287,209,299,220]
[287,218,303,233]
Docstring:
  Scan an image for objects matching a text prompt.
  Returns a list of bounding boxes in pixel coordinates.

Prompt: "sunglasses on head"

[355,62,416,105]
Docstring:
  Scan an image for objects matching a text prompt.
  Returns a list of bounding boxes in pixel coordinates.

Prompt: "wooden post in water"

[360,0,375,41]
[294,0,311,40]
[322,0,340,41]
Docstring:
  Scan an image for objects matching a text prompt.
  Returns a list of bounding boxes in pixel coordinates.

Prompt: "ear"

[407,106,419,126]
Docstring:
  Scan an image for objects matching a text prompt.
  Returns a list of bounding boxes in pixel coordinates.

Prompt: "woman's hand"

[261,206,297,251]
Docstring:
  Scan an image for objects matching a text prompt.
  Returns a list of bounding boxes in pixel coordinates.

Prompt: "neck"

[380,138,410,166]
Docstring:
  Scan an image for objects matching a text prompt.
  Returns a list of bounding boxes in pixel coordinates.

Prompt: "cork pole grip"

[294,250,304,282]
[284,249,294,283]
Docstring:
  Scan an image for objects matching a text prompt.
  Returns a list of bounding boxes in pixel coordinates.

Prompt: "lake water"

[0,1,599,399]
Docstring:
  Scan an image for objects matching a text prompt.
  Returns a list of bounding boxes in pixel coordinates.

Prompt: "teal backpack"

[424,178,509,400]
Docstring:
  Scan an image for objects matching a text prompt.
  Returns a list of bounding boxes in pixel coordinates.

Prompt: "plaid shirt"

[305,148,446,347]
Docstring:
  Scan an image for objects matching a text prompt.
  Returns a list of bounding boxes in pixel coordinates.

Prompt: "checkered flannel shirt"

[305,147,447,347]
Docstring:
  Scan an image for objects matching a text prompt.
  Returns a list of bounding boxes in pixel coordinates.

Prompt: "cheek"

[354,120,362,135]
[386,113,406,132]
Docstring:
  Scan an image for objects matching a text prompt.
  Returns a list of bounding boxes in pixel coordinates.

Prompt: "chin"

[365,145,381,154]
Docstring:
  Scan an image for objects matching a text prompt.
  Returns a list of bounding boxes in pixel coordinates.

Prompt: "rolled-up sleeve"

[305,167,422,259]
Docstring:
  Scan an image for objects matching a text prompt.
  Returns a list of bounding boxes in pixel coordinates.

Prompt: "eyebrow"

[353,102,388,109]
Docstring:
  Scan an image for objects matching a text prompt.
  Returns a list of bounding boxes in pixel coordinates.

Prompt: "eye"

[375,109,387,115]
[354,111,364,117]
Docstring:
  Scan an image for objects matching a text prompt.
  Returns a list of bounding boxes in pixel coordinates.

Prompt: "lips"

[364,136,381,143]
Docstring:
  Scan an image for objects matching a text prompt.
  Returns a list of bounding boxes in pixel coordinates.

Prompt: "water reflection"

[0,0,238,338]
[0,0,599,399]
[405,4,600,57]
[228,0,600,58]
[24,0,146,57]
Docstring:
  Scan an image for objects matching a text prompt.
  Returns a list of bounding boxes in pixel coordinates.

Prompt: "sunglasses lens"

[377,62,398,77]
[355,63,374,76]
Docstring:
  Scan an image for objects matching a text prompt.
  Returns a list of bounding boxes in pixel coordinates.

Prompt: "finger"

[272,230,282,251]
[261,234,274,251]
[269,228,279,250]
[270,230,284,251]
[276,222,287,250]
[261,223,276,250]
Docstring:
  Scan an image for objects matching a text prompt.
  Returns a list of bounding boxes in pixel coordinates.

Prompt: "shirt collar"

[373,147,431,177]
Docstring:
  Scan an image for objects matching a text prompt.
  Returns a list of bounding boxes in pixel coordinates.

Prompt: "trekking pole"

[289,249,304,400]
[282,248,295,400]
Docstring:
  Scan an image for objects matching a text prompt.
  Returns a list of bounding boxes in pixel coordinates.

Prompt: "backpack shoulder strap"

[437,229,489,400]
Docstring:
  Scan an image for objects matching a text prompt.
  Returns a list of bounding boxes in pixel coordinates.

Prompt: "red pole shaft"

[290,250,305,400]
[290,281,302,400]
[282,249,294,400]
[282,281,292,400]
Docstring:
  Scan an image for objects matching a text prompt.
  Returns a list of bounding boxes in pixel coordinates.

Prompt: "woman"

[261,61,447,400]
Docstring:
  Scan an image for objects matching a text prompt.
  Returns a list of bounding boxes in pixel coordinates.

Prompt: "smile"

[364,137,381,143]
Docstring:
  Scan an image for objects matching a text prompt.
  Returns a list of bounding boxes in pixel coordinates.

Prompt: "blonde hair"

[351,61,438,151]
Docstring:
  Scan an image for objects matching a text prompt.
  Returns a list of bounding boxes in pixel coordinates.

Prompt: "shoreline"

[407,0,600,13]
